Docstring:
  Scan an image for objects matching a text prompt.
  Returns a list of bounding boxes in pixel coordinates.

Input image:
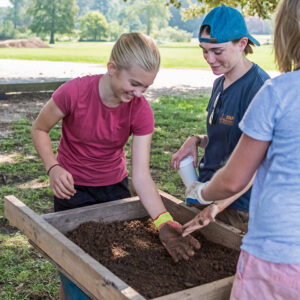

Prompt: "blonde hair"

[274,0,300,72]
[110,32,160,72]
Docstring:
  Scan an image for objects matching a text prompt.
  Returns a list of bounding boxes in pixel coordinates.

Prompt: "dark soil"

[67,217,239,299]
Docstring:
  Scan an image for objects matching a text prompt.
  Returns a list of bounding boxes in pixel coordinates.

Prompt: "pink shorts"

[230,250,300,300]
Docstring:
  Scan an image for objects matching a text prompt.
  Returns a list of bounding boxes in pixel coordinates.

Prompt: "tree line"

[0,0,276,44]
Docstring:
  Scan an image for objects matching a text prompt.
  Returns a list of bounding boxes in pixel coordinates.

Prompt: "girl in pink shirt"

[31,32,200,300]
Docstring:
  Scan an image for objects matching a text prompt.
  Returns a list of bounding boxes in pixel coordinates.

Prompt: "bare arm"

[202,134,270,201]
[31,98,75,199]
[31,98,64,169]
[182,135,269,237]
[182,174,255,236]
[131,134,166,218]
[211,173,255,213]
[131,134,201,262]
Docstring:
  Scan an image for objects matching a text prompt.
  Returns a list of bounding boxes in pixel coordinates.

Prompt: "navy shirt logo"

[219,114,234,126]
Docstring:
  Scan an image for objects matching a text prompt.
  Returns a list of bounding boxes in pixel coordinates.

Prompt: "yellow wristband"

[153,212,174,229]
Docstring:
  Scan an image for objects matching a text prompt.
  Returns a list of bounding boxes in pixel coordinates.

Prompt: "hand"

[49,165,76,199]
[171,136,199,170]
[185,181,213,206]
[159,221,201,262]
[182,203,219,237]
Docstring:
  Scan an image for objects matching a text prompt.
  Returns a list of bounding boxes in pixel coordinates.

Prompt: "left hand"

[182,203,219,237]
[159,221,201,262]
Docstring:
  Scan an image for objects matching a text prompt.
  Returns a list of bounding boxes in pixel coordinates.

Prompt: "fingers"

[193,153,198,168]
[159,224,201,262]
[166,243,193,262]
[182,214,204,230]
[182,215,212,237]
[177,246,192,261]
[167,248,180,263]
[170,153,181,170]
[52,180,74,199]
[182,218,195,229]
[182,224,202,237]
[50,167,76,199]
[186,235,201,250]
[169,236,201,262]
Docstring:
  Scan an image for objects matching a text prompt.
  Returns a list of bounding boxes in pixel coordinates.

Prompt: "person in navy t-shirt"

[171,5,269,232]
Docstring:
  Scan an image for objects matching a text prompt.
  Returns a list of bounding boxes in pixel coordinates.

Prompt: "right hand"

[182,203,219,237]
[159,221,201,262]
[49,165,76,199]
[171,136,199,170]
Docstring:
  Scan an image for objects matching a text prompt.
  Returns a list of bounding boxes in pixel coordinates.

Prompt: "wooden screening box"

[4,190,243,300]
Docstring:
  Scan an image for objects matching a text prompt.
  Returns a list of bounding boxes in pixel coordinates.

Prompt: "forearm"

[132,174,166,219]
[213,174,254,211]
[202,167,243,201]
[31,127,58,171]
[202,167,255,203]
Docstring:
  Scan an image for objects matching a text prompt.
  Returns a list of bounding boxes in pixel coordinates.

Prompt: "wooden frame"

[4,190,242,300]
[0,81,65,94]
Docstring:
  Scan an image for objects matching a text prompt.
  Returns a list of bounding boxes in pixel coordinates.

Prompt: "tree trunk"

[14,1,18,29]
[146,9,151,35]
[49,2,56,44]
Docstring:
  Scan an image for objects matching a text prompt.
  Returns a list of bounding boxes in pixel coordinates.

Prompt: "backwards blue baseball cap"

[199,5,260,46]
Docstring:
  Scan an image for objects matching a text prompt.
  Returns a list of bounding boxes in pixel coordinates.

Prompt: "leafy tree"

[104,0,126,22]
[76,0,125,22]
[27,0,78,44]
[124,0,170,35]
[2,0,31,30]
[108,20,126,41]
[168,0,203,37]
[165,0,279,19]
[79,11,108,41]
[76,0,94,17]
[153,26,192,43]
[9,0,24,28]
[90,0,110,16]
[0,19,15,39]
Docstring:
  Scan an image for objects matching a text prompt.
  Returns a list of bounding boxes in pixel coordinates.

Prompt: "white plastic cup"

[178,156,198,188]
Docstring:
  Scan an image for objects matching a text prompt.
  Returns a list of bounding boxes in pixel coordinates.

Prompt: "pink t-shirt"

[52,74,154,186]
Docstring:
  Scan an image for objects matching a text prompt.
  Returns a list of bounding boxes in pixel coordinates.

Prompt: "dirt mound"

[0,37,50,48]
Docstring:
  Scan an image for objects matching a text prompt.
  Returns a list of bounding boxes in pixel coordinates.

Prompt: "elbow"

[221,177,246,195]
[132,170,152,188]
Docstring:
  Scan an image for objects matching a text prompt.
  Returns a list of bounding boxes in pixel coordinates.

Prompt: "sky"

[0,0,11,8]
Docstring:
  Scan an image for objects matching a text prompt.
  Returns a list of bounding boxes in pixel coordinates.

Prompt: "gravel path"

[0,59,280,89]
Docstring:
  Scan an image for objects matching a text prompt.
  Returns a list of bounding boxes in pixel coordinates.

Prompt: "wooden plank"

[42,196,148,234]
[153,276,234,300]
[4,195,146,300]
[28,240,97,300]
[0,81,65,93]
[158,190,243,251]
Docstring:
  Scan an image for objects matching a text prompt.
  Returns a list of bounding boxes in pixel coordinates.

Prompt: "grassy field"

[0,92,209,299]
[0,40,277,70]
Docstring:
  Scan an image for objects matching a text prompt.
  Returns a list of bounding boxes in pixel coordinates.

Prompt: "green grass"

[0,41,277,70]
[0,232,59,300]
[0,91,208,299]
